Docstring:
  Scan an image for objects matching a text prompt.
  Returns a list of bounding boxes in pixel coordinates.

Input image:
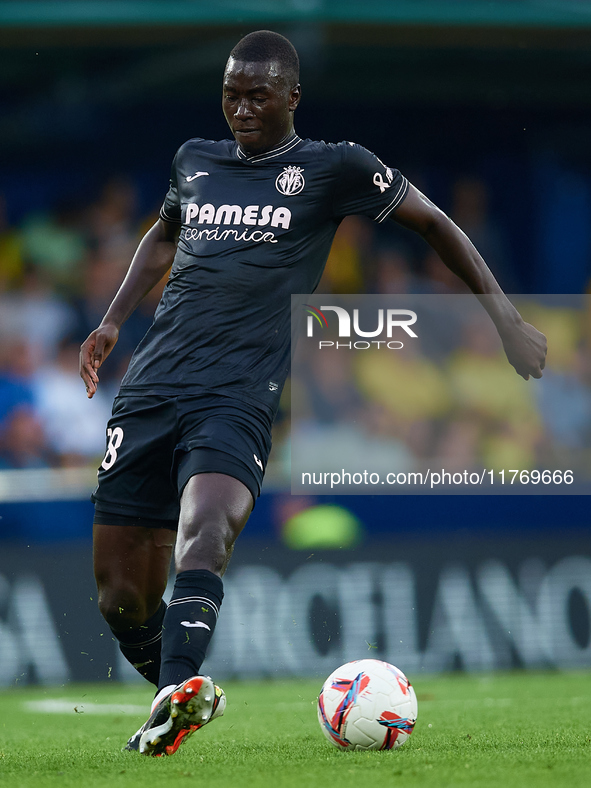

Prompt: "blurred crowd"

[1,174,590,480]
[0,178,163,470]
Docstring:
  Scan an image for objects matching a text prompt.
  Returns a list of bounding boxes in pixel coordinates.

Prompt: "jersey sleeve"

[332,142,409,223]
[159,151,181,224]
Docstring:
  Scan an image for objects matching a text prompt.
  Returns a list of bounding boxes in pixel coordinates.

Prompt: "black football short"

[91,393,273,530]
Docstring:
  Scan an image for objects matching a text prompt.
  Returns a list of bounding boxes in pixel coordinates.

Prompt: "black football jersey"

[120,133,408,414]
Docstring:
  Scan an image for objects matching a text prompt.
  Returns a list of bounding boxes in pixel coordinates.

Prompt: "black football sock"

[110,600,166,686]
[158,569,223,691]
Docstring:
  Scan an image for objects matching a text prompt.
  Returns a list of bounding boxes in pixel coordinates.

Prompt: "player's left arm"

[392,184,547,380]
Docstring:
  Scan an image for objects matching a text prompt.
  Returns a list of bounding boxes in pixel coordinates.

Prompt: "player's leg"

[157,402,268,693]
[93,521,175,685]
[91,394,180,685]
[133,399,269,756]
[158,472,253,688]
[134,472,252,756]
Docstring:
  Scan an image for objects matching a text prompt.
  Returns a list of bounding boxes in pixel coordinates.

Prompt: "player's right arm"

[79,218,179,398]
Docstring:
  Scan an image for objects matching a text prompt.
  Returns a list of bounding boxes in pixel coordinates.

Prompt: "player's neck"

[271,129,297,150]
[238,128,298,157]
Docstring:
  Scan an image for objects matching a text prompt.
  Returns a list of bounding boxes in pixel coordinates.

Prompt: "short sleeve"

[332,142,409,223]
[159,152,181,223]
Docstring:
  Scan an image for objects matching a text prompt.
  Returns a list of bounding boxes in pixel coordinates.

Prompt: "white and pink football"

[317,659,418,751]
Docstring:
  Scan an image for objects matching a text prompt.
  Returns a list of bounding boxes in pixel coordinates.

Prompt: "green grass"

[1,672,590,788]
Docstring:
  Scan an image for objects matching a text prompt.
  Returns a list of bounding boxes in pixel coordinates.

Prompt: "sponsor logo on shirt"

[275,166,305,196]
[185,203,291,228]
[182,203,291,245]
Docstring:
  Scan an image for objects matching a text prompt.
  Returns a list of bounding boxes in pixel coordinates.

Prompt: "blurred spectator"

[291,342,415,476]
[535,346,591,452]
[0,266,75,365]
[0,194,24,290]
[87,177,139,252]
[450,176,516,292]
[374,246,420,294]
[433,416,481,472]
[0,406,53,469]
[32,339,111,466]
[0,339,37,426]
[20,201,86,294]
[518,301,591,453]
[446,316,541,469]
[447,316,540,430]
[482,426,538,473]
[71,250,125,338]
[304,348,364,425]
[353,341,452,456]
[317,216,373,293]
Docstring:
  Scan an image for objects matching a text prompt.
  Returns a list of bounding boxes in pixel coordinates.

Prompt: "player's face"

[222,58,301,155]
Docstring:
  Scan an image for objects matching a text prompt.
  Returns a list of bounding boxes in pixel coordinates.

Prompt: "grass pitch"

[1,672,590,788]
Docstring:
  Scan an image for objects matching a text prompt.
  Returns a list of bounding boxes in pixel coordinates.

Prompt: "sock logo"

[180,621,212,630]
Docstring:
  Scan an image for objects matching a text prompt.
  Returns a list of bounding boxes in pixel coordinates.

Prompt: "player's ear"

[289,83,301,112]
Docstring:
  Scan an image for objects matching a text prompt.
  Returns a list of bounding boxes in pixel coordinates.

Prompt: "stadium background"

[0,0,590,685]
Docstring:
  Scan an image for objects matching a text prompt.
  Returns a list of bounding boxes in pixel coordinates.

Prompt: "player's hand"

[79,323,119,398]
[500,320,547,380]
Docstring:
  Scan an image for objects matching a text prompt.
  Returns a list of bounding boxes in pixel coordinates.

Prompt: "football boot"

[124,676,225,756]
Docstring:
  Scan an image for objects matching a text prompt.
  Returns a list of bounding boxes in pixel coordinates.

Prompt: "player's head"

[229,31,300,88]
[223,30,301,155]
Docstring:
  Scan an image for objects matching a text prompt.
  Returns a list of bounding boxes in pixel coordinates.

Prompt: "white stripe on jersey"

[236,134,302,163]
[375,176,409,223]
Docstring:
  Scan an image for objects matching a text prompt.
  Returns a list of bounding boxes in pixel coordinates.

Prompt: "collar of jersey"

[235,133,302,163]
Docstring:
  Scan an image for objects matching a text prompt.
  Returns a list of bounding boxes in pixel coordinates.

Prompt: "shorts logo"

[268,380,278,391]
[253,454,264,471]
[276,166,305,196]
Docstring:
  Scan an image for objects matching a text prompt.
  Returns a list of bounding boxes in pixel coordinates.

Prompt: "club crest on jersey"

[276,166,305,196]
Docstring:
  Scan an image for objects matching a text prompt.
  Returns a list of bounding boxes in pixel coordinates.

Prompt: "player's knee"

[97,586,149,631]
[176,505,241,573]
